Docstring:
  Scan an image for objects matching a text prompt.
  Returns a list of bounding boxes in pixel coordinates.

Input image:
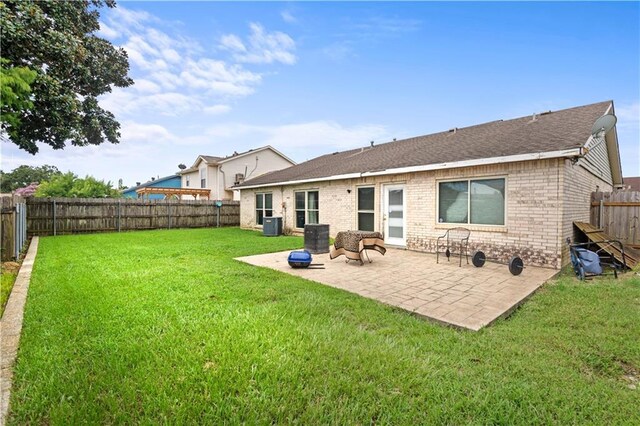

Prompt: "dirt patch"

[620,361,639,390]
[1,262,21,274]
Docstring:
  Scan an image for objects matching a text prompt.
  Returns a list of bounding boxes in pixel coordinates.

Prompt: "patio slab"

[235,248,558,331]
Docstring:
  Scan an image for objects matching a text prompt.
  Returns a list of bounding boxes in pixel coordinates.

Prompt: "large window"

[200,168,206,188]
[256,193,273,225]
[438,178,505,225]
[357,187,375,231]
[295,190,319,228]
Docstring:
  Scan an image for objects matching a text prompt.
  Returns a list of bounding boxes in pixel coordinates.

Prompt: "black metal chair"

[436,227,470,267]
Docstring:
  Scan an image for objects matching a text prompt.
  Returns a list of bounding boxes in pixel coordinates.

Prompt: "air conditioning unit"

[234,173,245,185]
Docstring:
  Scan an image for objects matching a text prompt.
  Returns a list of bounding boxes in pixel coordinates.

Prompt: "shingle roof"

[124,174,180,192]
[236,101,612,188]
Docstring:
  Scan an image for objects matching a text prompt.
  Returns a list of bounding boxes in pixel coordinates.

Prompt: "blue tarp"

[574,248,603,275]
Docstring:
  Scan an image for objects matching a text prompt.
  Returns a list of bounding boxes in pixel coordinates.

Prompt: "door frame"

[382,184,406,246]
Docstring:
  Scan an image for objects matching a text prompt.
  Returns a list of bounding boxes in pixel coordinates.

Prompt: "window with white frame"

[295,190,319,228]
[438,178,505,225]
[200,168,206,188]
[255,193,273,225]
[357,186,375,231]
[185,175,190,187]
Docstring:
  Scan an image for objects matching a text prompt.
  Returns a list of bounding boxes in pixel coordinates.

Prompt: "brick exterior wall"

[240,158,612,269]
[559,158,613,265]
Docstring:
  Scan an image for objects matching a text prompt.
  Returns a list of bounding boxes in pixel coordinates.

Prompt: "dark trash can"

[263,217,283,236]
[304,224,329,254]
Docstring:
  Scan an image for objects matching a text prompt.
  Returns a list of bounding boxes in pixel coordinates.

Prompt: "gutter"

[236,148,583,190]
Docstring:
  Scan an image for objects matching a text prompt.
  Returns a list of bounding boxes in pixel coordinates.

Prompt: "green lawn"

[1,270,18,318]
[9,228,640,424]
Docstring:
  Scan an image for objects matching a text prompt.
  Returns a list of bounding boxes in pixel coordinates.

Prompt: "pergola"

[136,187,211,200]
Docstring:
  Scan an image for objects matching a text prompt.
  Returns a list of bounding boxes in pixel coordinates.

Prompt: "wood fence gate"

[590,191,640,248]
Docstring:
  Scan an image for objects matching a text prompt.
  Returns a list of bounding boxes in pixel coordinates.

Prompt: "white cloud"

[220,34,246,52]
[281,10,298,24]
[353,16,422,34]
[203,120,390,151]
[120,121,175,143]
[148,71,179,90]
[97,21,119,39]
[220,23,297,65]
[322,42,354,61]
[203,105,232,115]
[179,59,261,96]
[132,78,162,94]
[616,102,639,130]
[100,89,202,116]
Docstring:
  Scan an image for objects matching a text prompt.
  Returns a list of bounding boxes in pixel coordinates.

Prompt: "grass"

[1,268,18,318]
[9,228,640,424]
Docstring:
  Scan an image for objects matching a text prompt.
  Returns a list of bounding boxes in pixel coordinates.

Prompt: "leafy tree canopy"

[35,172,121,198]
[0,58,37,132]
[0,164,62,192]
[0,0,133,154]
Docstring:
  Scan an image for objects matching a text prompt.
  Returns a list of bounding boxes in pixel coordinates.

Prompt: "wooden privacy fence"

[590,191,640,247]
[1,196,27,261]
[27,198,240,236]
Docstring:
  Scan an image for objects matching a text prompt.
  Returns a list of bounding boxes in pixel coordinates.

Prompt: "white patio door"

[383,184,406,246]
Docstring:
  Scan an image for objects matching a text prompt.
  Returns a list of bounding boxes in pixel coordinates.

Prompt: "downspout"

[556,158,563,269]
[247,156,259,179]
[219,166,226,200]
[280,185,286,230]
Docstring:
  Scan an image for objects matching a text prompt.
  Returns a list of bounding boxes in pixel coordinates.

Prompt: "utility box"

[304,224,330,253]
[263,217,283,236]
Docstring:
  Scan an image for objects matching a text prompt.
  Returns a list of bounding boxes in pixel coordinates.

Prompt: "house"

[235,101,623,269]
[122,174,182,199]
[178,146,296,200]
[621,176,640,191]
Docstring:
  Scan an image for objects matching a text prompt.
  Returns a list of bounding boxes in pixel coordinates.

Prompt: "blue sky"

[2,1,639,187]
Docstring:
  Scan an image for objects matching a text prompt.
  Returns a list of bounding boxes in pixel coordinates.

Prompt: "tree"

[35,172,121,198]
[0,0,133,154]
[0,164,62,192]
[0,59,37,133]
[14,182,39,197]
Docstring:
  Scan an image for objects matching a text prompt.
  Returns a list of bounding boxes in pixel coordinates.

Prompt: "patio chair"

[436,227,470,267]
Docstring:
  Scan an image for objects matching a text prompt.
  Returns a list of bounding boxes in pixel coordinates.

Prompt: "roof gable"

[184,146,296,173]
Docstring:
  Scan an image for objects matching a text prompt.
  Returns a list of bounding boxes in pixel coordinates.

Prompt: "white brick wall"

[240,158,612,269]
[559,158,613,266]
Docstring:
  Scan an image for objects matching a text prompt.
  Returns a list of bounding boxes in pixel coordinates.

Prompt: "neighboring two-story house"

[179,146,296,200]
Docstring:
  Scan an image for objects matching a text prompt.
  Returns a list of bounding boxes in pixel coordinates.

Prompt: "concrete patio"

[235,248,558,331]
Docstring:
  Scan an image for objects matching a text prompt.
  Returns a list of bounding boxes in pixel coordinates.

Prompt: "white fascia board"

[237,172,363,190]
[237,148,582,190]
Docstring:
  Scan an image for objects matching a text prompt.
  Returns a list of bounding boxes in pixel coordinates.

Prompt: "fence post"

[117,200,121,232]
[14,203,19,259]
[53,199,57,236]
[599,199,604,228]
[168,202,171,229]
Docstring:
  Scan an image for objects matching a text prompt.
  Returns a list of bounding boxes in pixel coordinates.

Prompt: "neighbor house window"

[185,175,190,187]
[200,168,206,188]
[295,190,319,228]
[256,193,273,225]
[357,186,375,231]
[438,178,505,225]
